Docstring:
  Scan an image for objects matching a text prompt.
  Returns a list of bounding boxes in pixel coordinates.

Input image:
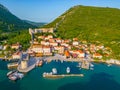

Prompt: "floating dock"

[43,74,84,78]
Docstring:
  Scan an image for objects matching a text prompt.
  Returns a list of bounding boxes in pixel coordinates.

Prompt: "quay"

[43,54,84,62]
[43,74,84,78]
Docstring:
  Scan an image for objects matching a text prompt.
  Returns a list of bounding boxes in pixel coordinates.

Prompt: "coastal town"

[0,27,119,62]
[0,27,120,81]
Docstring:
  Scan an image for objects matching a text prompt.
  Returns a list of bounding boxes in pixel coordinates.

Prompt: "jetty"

[43,74,84,78]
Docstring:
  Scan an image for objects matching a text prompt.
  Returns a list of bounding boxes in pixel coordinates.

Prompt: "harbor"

[1,59,120,90]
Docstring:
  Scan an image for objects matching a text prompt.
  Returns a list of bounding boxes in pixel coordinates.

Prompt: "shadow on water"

[58,72,120,90]
[0,61,8,70]
[0,79,21,90]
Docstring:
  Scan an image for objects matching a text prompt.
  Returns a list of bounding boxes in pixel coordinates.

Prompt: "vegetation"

[44,5,120,59]
[24,20,46,27]
[0,30,31,50]
[0,4,35,32]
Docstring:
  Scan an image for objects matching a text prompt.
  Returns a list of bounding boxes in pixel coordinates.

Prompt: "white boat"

[66,67,70,74]
[7,71,24,80]
[7,62,18,68]
[8,75,17,81]
[7,70,16,76]
[90,67,94,70]
[14,73,24,79]
[107,64,112,67]
[76,62,81,68]
[52,68,57,74]
[90,63,94,67]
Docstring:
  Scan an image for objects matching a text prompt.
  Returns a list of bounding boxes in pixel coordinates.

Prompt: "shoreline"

[1,56,120,66]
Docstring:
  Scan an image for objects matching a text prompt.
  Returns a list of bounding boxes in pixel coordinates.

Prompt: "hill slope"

[0,4,35,32]
[24,20,46,27]
[45,5,120,59]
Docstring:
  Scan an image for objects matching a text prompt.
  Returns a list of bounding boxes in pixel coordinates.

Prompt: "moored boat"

[52,68,57,74]
[76,62,81,68]
[38,60,43,66]
[7,70,17,77]
[66,67,70,74]
[8,75,17,81]
[7,70,24,81]
[7,62,18,69]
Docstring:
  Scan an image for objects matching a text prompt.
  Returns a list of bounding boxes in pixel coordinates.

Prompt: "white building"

[43,46,52,55]
[72,41,79,46]
[31,44,43,53]
[50,42,58,47]
[54,46,65,54]
[12,52,22,59]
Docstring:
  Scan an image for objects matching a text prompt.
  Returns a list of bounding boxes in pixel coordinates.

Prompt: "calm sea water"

[1,60,120,90]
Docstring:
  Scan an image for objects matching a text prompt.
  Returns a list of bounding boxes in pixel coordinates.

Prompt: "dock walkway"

[43,74,84,78]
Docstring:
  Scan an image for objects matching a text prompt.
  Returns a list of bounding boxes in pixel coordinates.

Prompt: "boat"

[8,75,17,81]
[66,67,70,74]
[7,70,24,81]
[38,60,43,66]
[7,70,17,77]
[90,63,94,67]
[7,62,18,69]
[14,72,24,79]
[43,72,53,77]
[52,68,57,74]
[76,62,81,68]
[35,60,39,66]
[90,67,94,70]
[107,64,112,67]
[89,63,94,70]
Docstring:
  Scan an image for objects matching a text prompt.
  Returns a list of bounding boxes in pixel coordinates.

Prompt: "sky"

[0,0,120,23]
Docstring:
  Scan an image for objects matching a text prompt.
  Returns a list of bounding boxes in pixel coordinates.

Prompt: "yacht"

[66,67,70,74]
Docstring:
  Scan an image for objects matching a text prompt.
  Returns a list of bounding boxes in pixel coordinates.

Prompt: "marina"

[1,60,120,90]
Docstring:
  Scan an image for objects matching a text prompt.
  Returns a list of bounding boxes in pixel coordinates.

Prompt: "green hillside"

[45,5,120,59]
[0,4,35,32]
[23,20,46,27]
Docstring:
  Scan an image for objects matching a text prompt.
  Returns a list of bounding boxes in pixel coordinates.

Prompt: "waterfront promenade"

[43,54,84,62]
